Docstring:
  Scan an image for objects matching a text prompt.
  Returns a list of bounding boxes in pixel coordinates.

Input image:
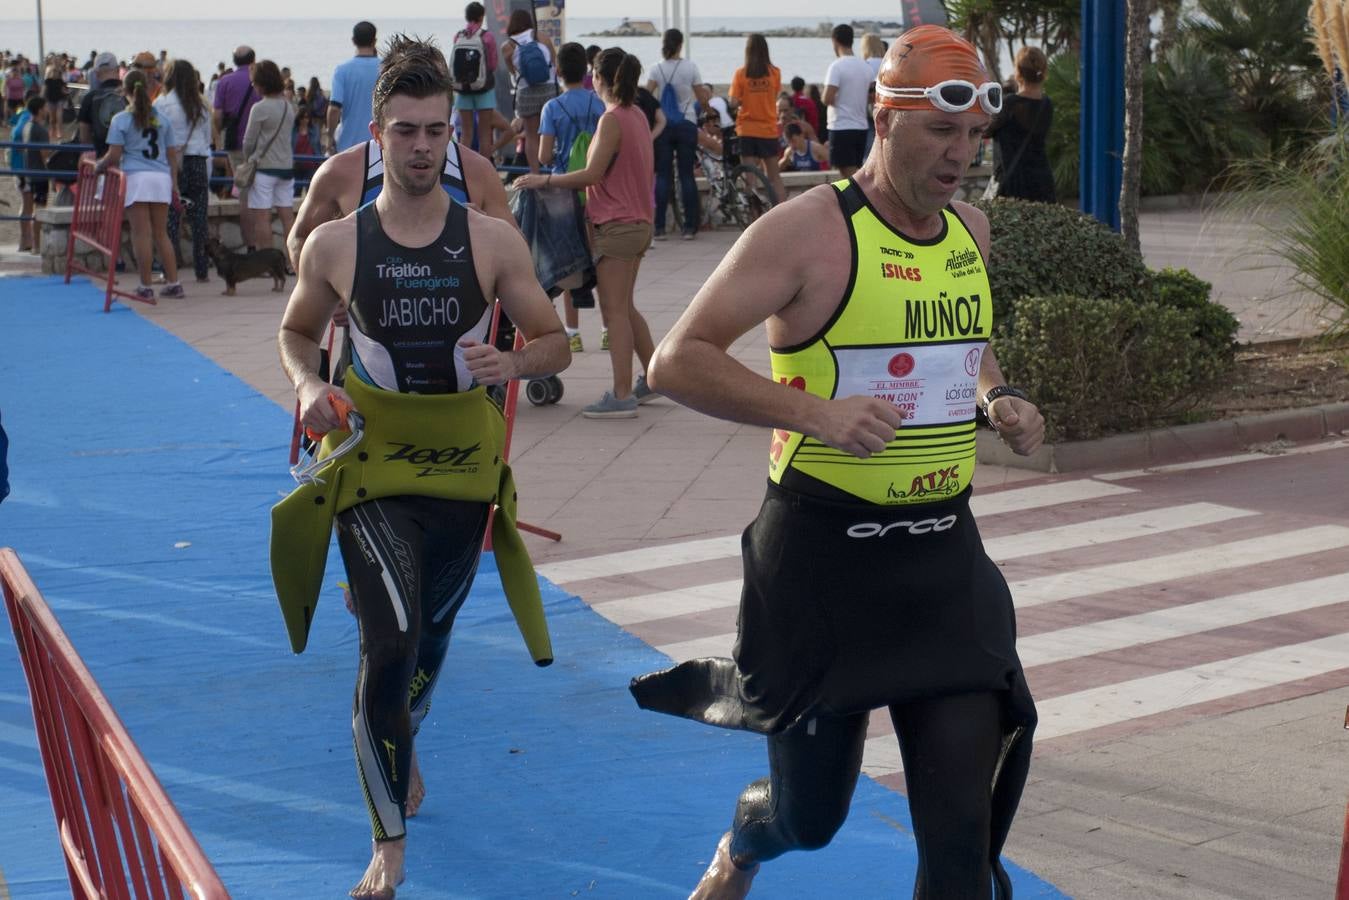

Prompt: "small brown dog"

[206,237,288,296]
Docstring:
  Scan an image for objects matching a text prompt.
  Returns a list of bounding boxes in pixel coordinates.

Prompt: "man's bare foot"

[350,837,405,899]
[689,832,758,900]
[405,748,425,817]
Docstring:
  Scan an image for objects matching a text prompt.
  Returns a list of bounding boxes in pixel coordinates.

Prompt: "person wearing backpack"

[452,2,514,159]
[645,28,710,240]
[505,8,558,173]
[76,51,124,158]
[538,42,606,352]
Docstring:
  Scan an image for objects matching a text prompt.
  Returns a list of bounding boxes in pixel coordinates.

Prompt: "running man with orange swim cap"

[629,25,1043,898]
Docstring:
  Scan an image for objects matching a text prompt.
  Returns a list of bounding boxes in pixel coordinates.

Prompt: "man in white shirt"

[823,24,874,178]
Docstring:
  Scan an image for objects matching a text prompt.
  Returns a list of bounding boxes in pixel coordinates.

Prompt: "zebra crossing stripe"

[590,503,1256,628]
[1016,573,1349,668]
[1009,525,1349,608]
[536,479,1138,585]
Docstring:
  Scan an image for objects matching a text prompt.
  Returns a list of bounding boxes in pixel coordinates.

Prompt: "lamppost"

[36,0,46,69]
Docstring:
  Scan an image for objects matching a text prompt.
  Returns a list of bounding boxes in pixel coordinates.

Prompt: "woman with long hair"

[41,55,67,139]
[95,69,182,301]
[240,60,296,264]
[155,58,212,282]
[505,8,558,172]
[514,48,657,418]
[729,33,784,203]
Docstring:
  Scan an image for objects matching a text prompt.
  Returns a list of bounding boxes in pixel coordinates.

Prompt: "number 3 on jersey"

[141,127,159,160]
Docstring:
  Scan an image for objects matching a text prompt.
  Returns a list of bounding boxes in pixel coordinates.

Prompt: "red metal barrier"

[63,157,149,313]
[1339,704,1349,899]
[0,548,229,900]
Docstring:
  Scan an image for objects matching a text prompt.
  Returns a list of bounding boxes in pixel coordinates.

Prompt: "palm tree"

[1121,0,1151,252]
[1187,0,1321,147]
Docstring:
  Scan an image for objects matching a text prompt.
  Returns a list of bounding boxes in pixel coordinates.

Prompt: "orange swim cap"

[875,25,990,111]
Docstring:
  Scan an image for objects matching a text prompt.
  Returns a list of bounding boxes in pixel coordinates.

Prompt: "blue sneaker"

[581,391,639,419]
[633,374,660,405]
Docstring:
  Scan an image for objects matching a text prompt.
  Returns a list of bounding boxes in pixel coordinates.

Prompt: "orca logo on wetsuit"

[845,515,958,538]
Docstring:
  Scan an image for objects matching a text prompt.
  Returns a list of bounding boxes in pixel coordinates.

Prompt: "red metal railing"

[0,548,229,899]
[62,156,149,314]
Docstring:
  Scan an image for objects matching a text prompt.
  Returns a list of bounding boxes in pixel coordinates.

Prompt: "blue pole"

[1080,0,1125,232]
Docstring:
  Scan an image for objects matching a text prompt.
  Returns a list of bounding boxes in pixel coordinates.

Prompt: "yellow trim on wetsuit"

[269,375,552,663]
[768,179,992,505]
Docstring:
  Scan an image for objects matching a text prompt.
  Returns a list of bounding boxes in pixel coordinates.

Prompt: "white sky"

[12,0,904,20]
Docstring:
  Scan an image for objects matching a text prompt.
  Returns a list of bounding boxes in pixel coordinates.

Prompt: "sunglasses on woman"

[875,79,1003,115]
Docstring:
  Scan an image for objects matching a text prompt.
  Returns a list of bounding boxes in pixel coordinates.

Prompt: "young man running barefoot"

[278,42,569,899]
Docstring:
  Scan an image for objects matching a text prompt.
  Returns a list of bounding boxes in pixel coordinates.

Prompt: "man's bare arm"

[823,84,839,107]
[286,152,352,265]
[278,221,351,434]
[955,200,1045,454]
[459,144,515,226]
[647,189,905,457]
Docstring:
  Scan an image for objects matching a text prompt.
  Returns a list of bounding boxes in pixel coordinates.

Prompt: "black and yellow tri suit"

[631,180,1036,894]
[270,198,550,844]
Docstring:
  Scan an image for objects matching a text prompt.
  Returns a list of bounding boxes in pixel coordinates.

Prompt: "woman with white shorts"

[240,60,296,266]
[95,68,182,301]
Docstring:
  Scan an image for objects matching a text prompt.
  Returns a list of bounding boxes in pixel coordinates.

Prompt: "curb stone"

[976,402,1349,473]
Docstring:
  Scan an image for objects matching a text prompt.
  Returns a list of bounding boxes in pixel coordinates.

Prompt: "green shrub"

[993,294,1233,441]
[975,198,1152,326]
[1148,267,1240,364]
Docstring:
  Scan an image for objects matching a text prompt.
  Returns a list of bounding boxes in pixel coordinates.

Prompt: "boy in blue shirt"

[538,42,605,352]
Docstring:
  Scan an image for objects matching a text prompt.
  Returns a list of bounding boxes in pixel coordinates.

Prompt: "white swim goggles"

[875,79,1003,115]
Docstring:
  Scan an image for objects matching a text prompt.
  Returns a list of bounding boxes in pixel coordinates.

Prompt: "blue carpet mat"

[0,277,1065,898]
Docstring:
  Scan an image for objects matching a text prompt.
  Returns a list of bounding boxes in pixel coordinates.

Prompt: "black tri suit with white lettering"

[346,199,491,395]
[335,197,495,845]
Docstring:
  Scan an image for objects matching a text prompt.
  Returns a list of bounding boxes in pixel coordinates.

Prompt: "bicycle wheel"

[732,164,776,226]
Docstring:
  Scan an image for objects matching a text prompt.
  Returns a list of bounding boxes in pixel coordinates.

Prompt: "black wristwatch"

[979,385,1030,414]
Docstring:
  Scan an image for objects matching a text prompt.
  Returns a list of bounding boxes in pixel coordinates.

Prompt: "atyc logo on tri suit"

[377,256,463,328]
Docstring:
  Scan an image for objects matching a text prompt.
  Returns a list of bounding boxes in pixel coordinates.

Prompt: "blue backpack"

[517,39,552,86]
[659,60,686,125]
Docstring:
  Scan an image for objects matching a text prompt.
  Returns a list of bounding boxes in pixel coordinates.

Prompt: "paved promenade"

[5,201,1347,897]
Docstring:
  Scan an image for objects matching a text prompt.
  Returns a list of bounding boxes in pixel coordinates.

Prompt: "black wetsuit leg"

[335,495,489,842]
[726,690,1004,898]
[891,690,1003,899]
[728,712,869,867]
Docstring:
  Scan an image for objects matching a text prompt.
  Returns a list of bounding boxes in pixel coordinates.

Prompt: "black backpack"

[88,87,125,149]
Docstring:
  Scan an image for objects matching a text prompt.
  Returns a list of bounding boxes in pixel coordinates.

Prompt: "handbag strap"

[248,102,287,163]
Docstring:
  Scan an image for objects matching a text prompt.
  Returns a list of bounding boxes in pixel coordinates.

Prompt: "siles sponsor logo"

[846,515,958,538]
[887,465,961,499]
[384,441,481,476]
[880,262,923,282]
